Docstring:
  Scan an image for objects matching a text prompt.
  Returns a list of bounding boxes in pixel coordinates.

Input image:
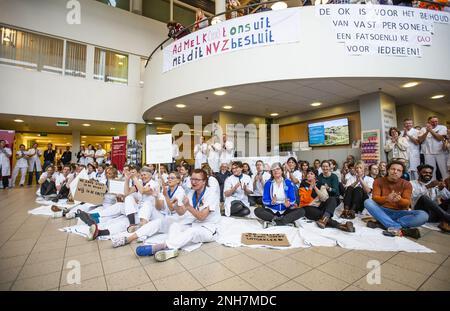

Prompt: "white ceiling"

[143,77,450,124]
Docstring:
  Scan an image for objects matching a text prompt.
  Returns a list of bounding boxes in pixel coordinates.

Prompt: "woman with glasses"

[112,171,186,247]
[134,169,220,261]
[224,161,253,217]
[254,162,304,228]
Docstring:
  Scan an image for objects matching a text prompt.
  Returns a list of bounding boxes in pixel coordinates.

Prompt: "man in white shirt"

[194,136,208,169]
[224,161,253,217]
[95,144,106,165]
[220,134,234,166]
[401,118,421,180]
[411,164,449,232]
[11,144,28,187]
[418,116,449,180]
[249,160,271,206]
[171,138,180,172]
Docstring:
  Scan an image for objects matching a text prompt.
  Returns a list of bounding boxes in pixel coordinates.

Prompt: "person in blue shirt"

[254,162,304,228]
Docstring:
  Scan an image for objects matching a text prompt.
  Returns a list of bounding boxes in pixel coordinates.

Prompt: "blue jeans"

[364,199,428,230]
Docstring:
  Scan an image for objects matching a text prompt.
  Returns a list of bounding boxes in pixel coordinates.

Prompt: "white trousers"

[424,153,449,180]
[11,166,27,186]
[135,214,184,239]
[165,222,217,250]
[98,215,129,235]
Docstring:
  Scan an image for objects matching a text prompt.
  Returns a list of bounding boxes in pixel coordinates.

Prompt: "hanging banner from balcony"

[163,8,301,72]
[316,4,449,57]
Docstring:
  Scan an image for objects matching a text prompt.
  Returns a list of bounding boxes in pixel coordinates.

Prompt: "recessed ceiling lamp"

[270,113,279,117]
[14,119,24,123]
[155,117,163,120]
[82,136,87,138]
[430,94,445,99]
[223,105,233,110]
[311,102,322,107]
[402,82,419,88]
[214,90,226,96]
[82,123,90,127]
[176,104,186,108]
[271,1,288,10]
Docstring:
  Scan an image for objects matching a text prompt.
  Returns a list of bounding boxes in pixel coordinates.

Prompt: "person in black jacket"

[61,146,72,165]
[43,143,56,171]
[215,163,231,203]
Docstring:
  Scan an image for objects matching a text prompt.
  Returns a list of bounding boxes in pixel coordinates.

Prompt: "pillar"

[130,0,142,15]
[127,123,136,141]
[215,0,226,22]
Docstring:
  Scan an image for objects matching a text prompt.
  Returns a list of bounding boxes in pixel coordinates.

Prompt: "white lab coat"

[207,143,222,173]
[0,147,12,176]
[194,143,208,169]
[27,148,42,172]
[220,140,234,165]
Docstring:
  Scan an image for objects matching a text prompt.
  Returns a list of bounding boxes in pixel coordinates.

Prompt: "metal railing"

[144,0,449,68]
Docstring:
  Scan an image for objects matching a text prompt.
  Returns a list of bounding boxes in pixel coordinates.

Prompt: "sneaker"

[382,228,403,237]
[86,224,98,241]
[155,249,179,262]
[401,228,421,239]
[111,236,127,248]
[65,212,76,220]
[135,245,155,257]
[262,220,276,229]
[127,224,140,233]
[52,211,63,218]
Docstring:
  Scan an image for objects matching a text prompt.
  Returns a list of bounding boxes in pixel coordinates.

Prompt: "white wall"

[142,6,450,116]
[0,0,167,57]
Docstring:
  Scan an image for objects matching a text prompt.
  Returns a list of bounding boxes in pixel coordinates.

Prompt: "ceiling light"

[270,113,279,117]
[430,94,445,99]
[14,119,24,123]
[271,1,288,10]
[82,123,90,127]
[214,90,226,96]
[223,105,233,110]
[311,102,322,107]
[155,117,163,120]
[402,82,419,88]
[81,141,86,144]
[82,136,87,138]
[118,62,123,66]
[110,127,116,130]
[176,104,186,108]
[146,122,153,125]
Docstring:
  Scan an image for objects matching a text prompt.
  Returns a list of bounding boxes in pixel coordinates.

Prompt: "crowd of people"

[166,0,450,40]
[0,115,449,263]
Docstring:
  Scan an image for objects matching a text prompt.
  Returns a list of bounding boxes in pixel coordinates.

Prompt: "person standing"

[384,127,409,163]
[43,143,56,171]
[207,139,221,173]
[27,143,42,186]
[0,140,12,189]
[401,118,421,180]
[220,134,234,167]
[419,116,449,180]
[194,136,207,169]
[85,144,95,165]
[95,144,106,165]
[61,146,72,165]
[11,144,28,187]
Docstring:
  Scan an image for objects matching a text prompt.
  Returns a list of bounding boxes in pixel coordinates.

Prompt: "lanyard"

[192,187,206,210]
[168,186,178,199]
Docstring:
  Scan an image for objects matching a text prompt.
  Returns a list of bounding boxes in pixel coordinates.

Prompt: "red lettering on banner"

[222,39,229,52]
[203,33,207,43]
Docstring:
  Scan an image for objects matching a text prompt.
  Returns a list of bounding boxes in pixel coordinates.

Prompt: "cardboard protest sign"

[73,178,107,205]
[241,233,290,247]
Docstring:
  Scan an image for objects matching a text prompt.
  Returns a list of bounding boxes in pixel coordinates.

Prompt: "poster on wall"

[163,8,301,72]
[316,4,450,57]
[360,129,380,166]
[111,136,127,172]
[0,130,15,176]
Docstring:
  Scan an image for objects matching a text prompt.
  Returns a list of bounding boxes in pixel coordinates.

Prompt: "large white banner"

[163,8,301,72]
[316,4,449,57]
[146,134,173,164]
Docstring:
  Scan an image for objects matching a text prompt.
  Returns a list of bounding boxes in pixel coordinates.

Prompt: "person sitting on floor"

[411,164,450,233]
[134,169,221,262]
[223,161,253,217]
[249,160,271,206]
[254,162,303,228]
[341,161,374,219]
[299,169,355,232]
[364,160,428,239]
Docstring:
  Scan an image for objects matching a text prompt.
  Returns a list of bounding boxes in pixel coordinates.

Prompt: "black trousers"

[302,197,343,229]
[343,186,368,212]
[248,196,262,206]
[230,200,251,217]
[1,176,8,188]
[414,196,450,223]
[255,206,304,225]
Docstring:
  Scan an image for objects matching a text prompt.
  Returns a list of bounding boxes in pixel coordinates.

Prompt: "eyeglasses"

[191,178,204,182]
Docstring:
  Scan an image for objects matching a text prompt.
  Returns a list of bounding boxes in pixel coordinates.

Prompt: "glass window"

[65,41,86,77]
[0,26,63,74]
[94,48,128,84]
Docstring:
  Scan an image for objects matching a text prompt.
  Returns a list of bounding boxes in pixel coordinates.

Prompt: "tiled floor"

[0,187,449,291]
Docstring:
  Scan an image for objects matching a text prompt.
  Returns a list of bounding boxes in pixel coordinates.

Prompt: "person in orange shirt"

[364,160,428,239]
